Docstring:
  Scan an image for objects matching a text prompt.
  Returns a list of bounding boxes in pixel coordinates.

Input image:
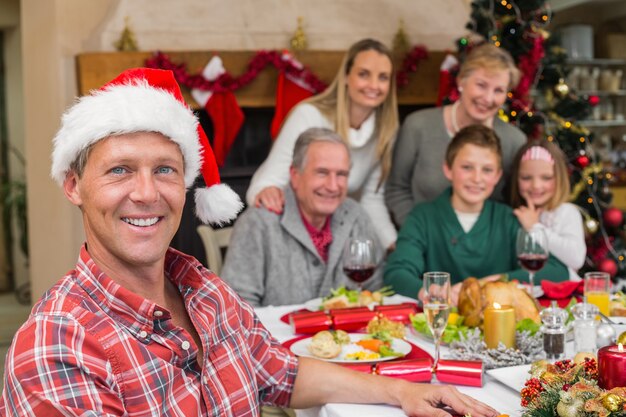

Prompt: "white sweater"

[531,202,586,281]
[246,103,397,248]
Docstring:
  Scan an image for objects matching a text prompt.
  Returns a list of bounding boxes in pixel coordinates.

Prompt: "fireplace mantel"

[76,50,447,108]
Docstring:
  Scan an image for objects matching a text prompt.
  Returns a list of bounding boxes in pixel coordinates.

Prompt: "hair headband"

[521,146,554,165]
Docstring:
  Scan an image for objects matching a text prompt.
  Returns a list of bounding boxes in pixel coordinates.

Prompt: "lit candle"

[483,303,516,349]
[598,343,626,389]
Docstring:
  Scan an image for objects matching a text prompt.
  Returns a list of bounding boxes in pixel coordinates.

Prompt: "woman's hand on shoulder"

[254,186,285,214]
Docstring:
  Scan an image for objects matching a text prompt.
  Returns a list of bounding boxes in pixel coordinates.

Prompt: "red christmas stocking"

[270,53,315,139]
[205,91,244,167]
[437,54,459,106]
[191,56,245,167]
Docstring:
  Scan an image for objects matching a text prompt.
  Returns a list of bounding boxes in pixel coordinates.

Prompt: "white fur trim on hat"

[51,80,201,188]
[195,184,244,225]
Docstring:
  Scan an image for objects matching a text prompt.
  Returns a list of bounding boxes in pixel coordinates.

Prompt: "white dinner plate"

[289,333,412,363]
[304,294,407,312]
[486,364,532,392]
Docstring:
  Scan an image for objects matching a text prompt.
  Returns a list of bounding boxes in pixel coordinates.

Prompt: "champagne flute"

[342,237,377,291]
[516,228,549,295]
[422,271,450,371]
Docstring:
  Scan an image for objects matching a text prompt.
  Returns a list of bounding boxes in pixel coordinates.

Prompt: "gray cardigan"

[221,187,383,307]
[385,106,526,226]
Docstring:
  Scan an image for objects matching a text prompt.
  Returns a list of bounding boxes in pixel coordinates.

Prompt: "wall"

[19,0,472,299]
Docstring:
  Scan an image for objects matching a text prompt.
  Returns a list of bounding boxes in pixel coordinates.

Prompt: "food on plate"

[320,286,394,310]
[457,278,540,327]
[610,291,626,316]
[307,330,350,359]
[345,350,380,361]
[306,329,405,360]
[366,316,406,339]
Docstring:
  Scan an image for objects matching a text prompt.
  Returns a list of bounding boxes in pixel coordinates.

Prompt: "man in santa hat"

[0,68,498,417]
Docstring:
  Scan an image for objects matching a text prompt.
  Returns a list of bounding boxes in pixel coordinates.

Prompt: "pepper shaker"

[540,301,568,361]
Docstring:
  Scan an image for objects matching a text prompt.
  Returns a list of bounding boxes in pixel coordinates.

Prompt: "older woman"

[246,38,399,249]
[385,43,526,226]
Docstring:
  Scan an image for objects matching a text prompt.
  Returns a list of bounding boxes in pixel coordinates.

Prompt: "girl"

[510,140,586,280]
[246,39,399,250]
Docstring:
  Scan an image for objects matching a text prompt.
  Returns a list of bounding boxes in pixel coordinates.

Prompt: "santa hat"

[51,67,243,225]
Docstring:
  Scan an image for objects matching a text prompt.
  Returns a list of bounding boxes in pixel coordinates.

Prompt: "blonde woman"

[386,43,526,227]
[246,38,399,249]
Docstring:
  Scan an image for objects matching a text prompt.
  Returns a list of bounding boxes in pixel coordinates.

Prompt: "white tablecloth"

[255,299,524,417]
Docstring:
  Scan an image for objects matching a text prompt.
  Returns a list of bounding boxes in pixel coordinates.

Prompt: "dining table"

[255,295,529,417]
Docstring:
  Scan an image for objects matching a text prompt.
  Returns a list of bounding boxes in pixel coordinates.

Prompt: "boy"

[384,125,568,301]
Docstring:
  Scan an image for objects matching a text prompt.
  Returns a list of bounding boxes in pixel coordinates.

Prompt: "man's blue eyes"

[110,167,173,174]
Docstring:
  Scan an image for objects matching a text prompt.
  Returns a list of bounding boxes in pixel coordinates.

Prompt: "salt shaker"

[540,301,568,361]
[571,297,599,353]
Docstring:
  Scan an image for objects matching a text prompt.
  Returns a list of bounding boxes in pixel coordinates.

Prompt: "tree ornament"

[598,257,618,277]
[290,17,307,51]
[589,95,600,106]
[554,78,570,98]
[597,321,617,346]
[585,217,599,235]
[602,393,624,412]
[113,16,139,52]
[392,19,410,55]
[617,330,626,345]
[603,207,624,228]
[576,154,590,168]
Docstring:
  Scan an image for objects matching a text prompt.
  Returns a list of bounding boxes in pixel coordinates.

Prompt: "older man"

[221,127,382,307]
[0,68,497,417]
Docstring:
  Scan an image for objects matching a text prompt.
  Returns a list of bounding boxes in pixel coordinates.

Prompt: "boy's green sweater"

[384,188,569,298]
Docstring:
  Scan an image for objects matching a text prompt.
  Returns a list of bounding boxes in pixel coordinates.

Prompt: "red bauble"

[603,207,624,228]
[588,95,600,106]
[576,154,590,168]
[598,258,618,277]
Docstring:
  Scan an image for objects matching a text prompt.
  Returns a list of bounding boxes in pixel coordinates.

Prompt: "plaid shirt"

[0,245,298,416]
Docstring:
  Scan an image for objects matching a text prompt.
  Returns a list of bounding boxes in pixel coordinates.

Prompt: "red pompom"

[576,154,590,168]
[598,258,618,277]
[588,95,600,106]
[603,207,624,228]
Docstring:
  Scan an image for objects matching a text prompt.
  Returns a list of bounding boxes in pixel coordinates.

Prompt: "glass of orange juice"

[584,271,611,316]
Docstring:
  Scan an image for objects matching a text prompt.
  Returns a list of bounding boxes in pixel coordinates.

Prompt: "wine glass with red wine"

[516,228,548,295]
[342,238,377,290]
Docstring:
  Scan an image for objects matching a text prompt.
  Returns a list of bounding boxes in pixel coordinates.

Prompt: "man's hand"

[396,383,498,417]
[513,198,541,231]
[254,186,285,214]
[291,358,499,417]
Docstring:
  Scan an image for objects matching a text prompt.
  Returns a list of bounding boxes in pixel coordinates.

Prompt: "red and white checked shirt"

[0,245,298,416]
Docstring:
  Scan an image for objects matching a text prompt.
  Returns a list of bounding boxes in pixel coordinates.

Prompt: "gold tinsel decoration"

[290,17,307,51]
[114,16,139,52]
[569,163,603,201]
[392,19,410,55]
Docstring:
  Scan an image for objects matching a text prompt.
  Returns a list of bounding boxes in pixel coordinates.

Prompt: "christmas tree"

[452,0,625,285]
